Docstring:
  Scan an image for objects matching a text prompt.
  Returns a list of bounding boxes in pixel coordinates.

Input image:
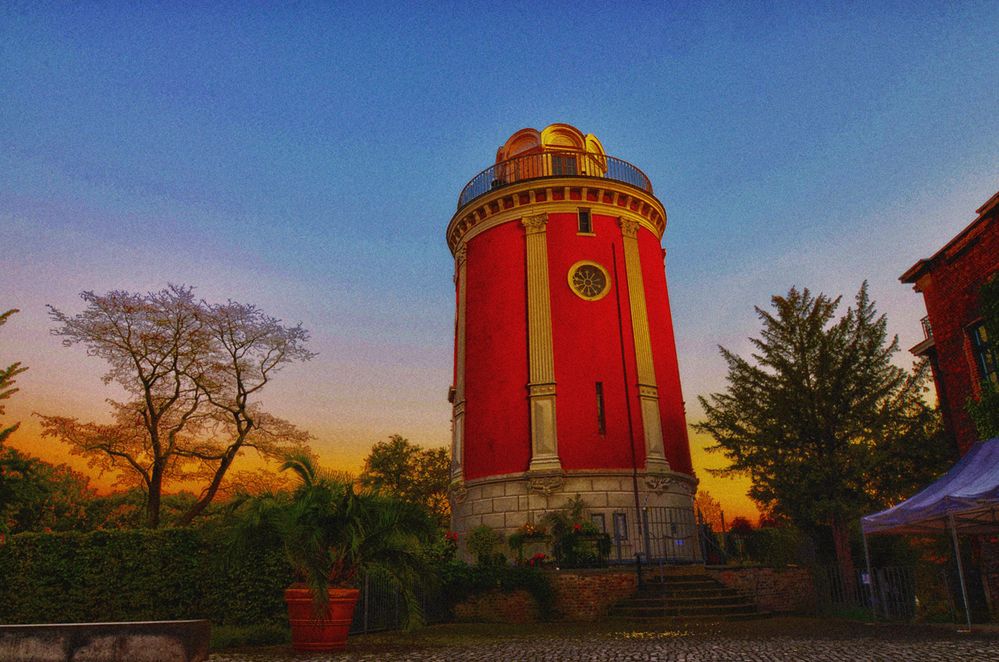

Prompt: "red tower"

[448,124,697,561]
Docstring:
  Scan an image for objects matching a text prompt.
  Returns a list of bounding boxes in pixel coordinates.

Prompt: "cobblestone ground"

[209,617,999,661]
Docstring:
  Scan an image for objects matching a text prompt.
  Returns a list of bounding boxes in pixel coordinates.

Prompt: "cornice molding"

[447,178,667,252]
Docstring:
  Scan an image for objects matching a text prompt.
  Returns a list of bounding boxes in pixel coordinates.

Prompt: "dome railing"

[457,150,653,209]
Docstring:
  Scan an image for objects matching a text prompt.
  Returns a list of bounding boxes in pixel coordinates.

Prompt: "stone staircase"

[609,572,769,621]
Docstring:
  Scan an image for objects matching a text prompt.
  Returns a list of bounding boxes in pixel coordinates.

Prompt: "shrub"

[437,559,555,618]
[466,525,506,567]
[0,527,291,625]
[540,496,610,568]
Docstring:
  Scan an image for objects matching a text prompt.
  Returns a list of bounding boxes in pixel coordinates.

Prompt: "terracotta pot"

[284,586,360,652]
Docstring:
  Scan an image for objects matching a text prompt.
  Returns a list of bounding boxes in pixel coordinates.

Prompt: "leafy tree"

[0,309,27,445]
[40,286,313,527]
[967,274,999,439]
[359,435,450,527]
[0,451,94,533]
[695,284,950,585]
[694,490,724,529]
[0,309,95,534]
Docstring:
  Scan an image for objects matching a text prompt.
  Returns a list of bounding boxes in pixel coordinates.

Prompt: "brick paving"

[209,617,999,661]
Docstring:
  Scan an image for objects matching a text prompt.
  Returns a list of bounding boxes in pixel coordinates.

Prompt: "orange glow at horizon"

[9,402,760,525]
[688,429,761,524]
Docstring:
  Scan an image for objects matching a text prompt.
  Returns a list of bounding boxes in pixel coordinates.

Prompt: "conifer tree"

[696,284,950,585]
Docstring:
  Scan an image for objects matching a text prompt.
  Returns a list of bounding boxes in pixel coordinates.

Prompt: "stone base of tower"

[449,469,700,564]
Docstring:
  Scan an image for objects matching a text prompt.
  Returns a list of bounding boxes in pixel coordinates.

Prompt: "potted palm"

[229,453,433,651]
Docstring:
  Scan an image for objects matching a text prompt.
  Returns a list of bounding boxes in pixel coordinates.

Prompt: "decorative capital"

[645,474,673,494]
[637,384,659,398]
[449,484,468,504]
[522,213,549,235]
[528,382,557,397]
[454,244,467,266]
[619,217,640,239]
[529,475,564,495]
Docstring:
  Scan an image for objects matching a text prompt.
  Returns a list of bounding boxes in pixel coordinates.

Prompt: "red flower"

[573,523,582,532]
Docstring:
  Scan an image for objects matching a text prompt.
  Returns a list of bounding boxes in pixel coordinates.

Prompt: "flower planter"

[284,587,360,652]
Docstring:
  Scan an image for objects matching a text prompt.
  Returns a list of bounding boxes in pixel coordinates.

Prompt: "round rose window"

[568,261,610,301]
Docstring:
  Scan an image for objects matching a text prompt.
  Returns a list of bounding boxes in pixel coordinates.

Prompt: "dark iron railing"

[457,150,653,209]
[814,565,920,621]
[921,316,933,340]
[605,506,702,565]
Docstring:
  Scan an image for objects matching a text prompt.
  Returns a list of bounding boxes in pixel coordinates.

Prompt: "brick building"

[900,191,999,454]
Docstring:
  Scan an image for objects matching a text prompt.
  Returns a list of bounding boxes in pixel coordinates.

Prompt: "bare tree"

[177,299,315,523]
[40,286,314,527]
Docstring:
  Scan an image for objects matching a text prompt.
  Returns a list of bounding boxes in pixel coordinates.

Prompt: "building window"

[595,381,606,435]
[568,260,611,301]
[590,513,606,533]
[612,512,628,541]
[551,154,577,176]
[577,208,592,234]
[970,321,998,384]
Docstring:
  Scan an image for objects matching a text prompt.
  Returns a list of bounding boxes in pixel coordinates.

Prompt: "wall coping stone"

[0,620,210,662]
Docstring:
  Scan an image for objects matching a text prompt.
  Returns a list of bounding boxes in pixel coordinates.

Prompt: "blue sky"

[2,2,998,513]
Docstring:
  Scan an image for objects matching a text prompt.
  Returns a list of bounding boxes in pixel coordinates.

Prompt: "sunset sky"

[2,3,998,522]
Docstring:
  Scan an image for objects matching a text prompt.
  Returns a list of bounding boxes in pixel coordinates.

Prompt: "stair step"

[643,577,723,587]
[611,604,758,617]
[608,611,773,622]
[622,595,754,607]
[610,572,770,621]
[636,587,746,598]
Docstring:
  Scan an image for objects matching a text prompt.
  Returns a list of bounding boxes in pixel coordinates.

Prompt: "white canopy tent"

[861,437,999,629]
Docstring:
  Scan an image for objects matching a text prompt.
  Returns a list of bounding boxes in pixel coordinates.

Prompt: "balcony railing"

[921,316,933,340]
[457,150,653,209]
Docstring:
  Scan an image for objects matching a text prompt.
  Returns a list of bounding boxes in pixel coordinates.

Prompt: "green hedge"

[0,528,293,625]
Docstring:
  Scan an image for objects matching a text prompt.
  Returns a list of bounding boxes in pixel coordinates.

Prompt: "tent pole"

[861,525,877,621]
[949,513,972,631]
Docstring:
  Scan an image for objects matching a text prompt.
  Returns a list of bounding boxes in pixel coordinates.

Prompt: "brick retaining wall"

[548,569,638,621]
[453,566,816,622]
[707,566,816,613]
[453,569,637,623]
[453,589,540,624]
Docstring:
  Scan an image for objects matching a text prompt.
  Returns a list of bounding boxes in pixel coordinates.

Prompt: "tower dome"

[447,124,697,562]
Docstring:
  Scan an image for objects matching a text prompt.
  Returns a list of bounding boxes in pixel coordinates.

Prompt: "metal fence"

[606,506,702,565]
[457,150,653,209]
[813,565,919,621]
[348,573,448,635]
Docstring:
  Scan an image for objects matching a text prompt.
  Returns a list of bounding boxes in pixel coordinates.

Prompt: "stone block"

[606,492,636,508]
[505,481,527,496]
[492,496,519,513]
[482,483,506,498]
[0,621,210,662]
[472,499,493,515]
[583,492,608,507]
[504,512,525,528]
[528,494,549,510]
[590,476,625,492]
[481,513,505,529]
